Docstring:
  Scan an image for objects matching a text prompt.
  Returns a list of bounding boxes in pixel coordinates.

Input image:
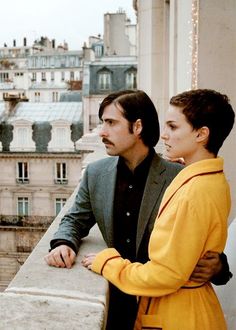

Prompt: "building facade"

[82,10,137,133]
[0,98,83,290]
[0,37,83,103]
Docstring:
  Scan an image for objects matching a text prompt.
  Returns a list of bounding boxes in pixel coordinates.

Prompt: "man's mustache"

[102,138,114,145]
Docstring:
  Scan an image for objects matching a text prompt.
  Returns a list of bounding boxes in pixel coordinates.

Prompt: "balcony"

[16,178,29,184]
[54,178,68,185]
[0,185,108,329]
[0,131,236,329]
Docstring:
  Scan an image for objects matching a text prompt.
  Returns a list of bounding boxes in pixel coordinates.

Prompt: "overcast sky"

[0,0,136,50]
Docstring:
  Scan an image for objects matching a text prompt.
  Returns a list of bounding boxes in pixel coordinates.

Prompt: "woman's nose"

[161,129,167,140]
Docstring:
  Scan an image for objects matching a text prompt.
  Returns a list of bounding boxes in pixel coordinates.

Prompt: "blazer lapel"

[136,154,167,254]
[101,157,118,246]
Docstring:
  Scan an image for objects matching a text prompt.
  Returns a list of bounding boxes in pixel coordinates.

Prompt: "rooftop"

[0,101,82,123]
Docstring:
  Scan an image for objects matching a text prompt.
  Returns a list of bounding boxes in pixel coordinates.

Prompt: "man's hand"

[190,251,222,282]
[44,245,76,269]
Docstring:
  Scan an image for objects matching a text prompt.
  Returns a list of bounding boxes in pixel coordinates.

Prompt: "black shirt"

[113,149,155,261]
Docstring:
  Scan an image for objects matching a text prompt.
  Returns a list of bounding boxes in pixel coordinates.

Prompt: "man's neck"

[122,145,151,172]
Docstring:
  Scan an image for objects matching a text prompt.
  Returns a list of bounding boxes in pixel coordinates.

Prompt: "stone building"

[0,37,83,103]
[82,10,137,132]
[82,54,137,132]
[0,96,83,290]
[0,8,137,292]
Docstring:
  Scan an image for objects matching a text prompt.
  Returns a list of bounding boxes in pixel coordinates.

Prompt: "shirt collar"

[117,148,155,175]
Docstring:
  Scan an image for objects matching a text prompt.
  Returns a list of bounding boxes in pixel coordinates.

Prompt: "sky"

[0,0,136,50]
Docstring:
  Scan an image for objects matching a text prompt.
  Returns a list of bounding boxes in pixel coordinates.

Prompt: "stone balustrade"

[0,186,109,330]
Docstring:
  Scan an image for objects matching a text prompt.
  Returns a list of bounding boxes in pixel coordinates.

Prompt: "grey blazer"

[51,153,183,261]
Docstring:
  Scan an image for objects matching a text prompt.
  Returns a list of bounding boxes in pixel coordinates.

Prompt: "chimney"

[23,37,27,46]
[13,39,16,47]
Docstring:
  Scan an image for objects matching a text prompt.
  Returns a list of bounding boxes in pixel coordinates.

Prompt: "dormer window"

[125,69,137,89]
[47,120,74,152]
[98,69,111,90]
[10,119,35,152]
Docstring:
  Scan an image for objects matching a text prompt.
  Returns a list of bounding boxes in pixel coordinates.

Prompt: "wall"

[0,186,108,330]
[0,226,45,291]
[0,154,82,217]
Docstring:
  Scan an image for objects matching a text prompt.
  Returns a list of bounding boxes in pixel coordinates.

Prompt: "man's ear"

[133,119,143,135]
[196,126,210,143]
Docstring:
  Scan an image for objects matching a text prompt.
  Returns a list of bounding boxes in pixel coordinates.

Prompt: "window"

[55,162,68,184]
[94,45,103,57]
[50,57,55,67]
[69,56,75,67]
[61,72,65,81]
[34,92,40,102]
[52,91,59,102]
[55,198,67,215]
[55,127,66,146]
[0,72,9,82]
[41,72,46,81]
[17,197,29,216]
[17,162,29,183]
[70,71,74,80]
[126,70,137,89]
[98,71,111,90]
[18,128,28,145]
[14,72,24,77]
[51,72,54,81]
[41,57,46,67]
[60,56,66,67]
[32,72,36,81]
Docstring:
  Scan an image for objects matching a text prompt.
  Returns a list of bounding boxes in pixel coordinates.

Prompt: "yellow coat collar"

[158,158,224,217]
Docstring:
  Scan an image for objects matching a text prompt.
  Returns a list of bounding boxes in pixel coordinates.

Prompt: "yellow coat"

[92,158,230,329]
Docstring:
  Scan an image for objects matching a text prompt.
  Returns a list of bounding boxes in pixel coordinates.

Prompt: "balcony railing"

[0,182,108,329]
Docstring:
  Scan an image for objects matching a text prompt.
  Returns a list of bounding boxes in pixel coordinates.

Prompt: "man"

[45,90,232,330]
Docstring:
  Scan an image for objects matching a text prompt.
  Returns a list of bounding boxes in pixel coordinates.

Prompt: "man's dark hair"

[99,90,160,147]
[170,89,235,155]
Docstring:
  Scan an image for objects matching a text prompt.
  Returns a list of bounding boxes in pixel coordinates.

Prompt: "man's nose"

[99,125,107,137]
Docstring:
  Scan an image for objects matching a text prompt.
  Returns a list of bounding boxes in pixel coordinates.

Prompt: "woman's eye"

[169,124,176,130]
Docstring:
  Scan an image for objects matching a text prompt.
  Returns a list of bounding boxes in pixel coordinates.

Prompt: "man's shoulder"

[152,153,183,174]
[86,156,118,174]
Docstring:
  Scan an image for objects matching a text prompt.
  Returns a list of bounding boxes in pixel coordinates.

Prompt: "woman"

[82,89,235,329]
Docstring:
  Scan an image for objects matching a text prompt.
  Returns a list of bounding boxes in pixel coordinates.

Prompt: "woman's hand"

[81,253,97,270]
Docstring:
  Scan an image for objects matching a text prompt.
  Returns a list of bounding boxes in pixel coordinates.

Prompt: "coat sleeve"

[50,164,96,254]
[92,195,222,297]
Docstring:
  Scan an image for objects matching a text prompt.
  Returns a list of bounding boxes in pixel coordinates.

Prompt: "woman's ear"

[196,126,210,143]
[133,119,143,135]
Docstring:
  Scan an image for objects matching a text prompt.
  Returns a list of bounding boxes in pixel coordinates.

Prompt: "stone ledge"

[0,292,105,330]
[0,182,109,329]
